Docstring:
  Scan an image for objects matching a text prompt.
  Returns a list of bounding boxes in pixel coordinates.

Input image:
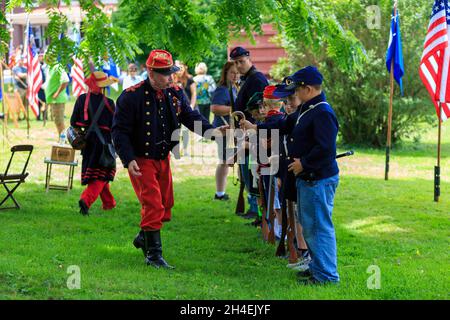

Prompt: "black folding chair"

[0,145,33,210]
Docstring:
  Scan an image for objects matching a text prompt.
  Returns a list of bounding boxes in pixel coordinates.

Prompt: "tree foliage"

[271,0,435,147]
[0,4,9,55]
[273,0,366,74]
[112,0,366,70]
[1,0,366,82]
[1,0,141,74]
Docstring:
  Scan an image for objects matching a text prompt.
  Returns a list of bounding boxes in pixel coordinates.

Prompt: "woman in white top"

[122,63,143,90]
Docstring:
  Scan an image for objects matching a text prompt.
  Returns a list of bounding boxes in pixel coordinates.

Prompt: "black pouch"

[99,143,116,169]
[87,97,117,169]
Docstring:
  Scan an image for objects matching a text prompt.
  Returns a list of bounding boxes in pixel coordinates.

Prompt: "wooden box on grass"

[51,145,75,162]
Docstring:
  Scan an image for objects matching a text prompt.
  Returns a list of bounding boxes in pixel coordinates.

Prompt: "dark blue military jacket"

[258,92,339,180]
[257,111,285,165]
[112,79,214,168]
[235,66,268,122]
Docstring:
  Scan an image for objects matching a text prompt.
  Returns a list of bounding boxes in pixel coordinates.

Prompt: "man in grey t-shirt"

[12,57,28,107]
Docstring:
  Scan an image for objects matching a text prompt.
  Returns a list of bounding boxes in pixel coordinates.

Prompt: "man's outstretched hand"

[213,125,230,136]
[239,119,257,131]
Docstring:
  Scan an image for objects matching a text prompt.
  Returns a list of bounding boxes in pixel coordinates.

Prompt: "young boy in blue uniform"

[240,66,340,285]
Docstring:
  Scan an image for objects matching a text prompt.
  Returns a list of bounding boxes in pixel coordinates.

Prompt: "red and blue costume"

[70,76,117,213]
[112,49,215,269]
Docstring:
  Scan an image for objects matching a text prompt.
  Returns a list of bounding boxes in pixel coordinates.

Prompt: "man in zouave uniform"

[112,49,224,269]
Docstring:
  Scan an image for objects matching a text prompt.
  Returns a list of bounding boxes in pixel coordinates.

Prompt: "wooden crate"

[51,145,75,162]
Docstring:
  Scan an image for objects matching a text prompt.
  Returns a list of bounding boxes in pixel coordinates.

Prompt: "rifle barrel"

[336,150,354,159]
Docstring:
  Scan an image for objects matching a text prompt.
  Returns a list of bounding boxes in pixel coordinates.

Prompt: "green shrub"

[271,0,436,147]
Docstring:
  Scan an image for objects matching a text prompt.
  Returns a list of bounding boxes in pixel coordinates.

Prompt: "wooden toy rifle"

[276,197,288,257]
[286,200,298,263]
[257,174,269,241]
[227,79,246,215]
[266,173,276,244]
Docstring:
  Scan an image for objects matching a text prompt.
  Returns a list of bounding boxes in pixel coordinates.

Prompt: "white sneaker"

[286,261,302,269]
[292,261,310,272]
[287,256,311,271]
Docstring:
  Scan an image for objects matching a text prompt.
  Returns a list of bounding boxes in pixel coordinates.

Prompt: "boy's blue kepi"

[273,76,296,98]
[274,66,323,98]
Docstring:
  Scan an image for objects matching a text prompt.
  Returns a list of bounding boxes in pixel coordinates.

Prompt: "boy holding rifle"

[240,66,340,285]
[259,85,285,243]
[274,79,311,268]
[243,92,266,228]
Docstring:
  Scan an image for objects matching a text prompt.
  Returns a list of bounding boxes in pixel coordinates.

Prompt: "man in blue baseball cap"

[229,46,269,220]
[241,66,340,285]
[229,46,268,122]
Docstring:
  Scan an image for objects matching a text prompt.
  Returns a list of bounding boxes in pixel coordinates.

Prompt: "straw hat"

[91,71,119,88]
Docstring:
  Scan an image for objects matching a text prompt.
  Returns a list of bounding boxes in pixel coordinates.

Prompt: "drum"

[66,126,87,150]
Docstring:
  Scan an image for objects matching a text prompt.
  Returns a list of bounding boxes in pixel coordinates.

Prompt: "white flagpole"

[23,16,29,59]
[24,14,30,138]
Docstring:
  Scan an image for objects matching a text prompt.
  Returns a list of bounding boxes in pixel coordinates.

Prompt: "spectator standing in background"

[210,61,240,200]
[122,63,143,90]
[193,62,216,122]
[45,62,70,136]
[174,61,197,156]
[12,57,27,109]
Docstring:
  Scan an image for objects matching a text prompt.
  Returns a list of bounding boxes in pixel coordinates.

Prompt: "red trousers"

[80,180,116,210]
[129,157,174,231]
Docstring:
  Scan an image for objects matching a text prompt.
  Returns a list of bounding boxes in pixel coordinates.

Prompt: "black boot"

[143,230,175,269]
[79,199,89,216]
[133,230,145,256]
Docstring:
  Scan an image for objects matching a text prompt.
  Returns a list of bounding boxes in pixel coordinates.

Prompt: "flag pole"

[385,1,397,181]
[386,60,395,180]
[0,56,6,150]
[435,102,442,202]
[1,0,9,149]
[25,16,30,139]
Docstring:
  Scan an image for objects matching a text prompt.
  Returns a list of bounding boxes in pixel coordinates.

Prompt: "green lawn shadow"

[0,175,448,300]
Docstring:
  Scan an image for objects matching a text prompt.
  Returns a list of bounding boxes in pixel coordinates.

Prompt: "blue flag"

[102,57,120,94]
[386,8,404,95]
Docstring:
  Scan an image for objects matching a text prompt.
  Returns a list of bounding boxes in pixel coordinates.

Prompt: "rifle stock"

[235,168,245,215]
[287,200,299,264]
[228,81,246,215]
[275,199,288,257]
[267,175,276,245]
[258,177,269,241]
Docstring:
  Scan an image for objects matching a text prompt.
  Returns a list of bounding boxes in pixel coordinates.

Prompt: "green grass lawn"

[0,105,449,300]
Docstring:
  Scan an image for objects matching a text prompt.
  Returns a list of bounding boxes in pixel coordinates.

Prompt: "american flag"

[71,56,86,97]
[419,0,450,121]
[26,23,43,117]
